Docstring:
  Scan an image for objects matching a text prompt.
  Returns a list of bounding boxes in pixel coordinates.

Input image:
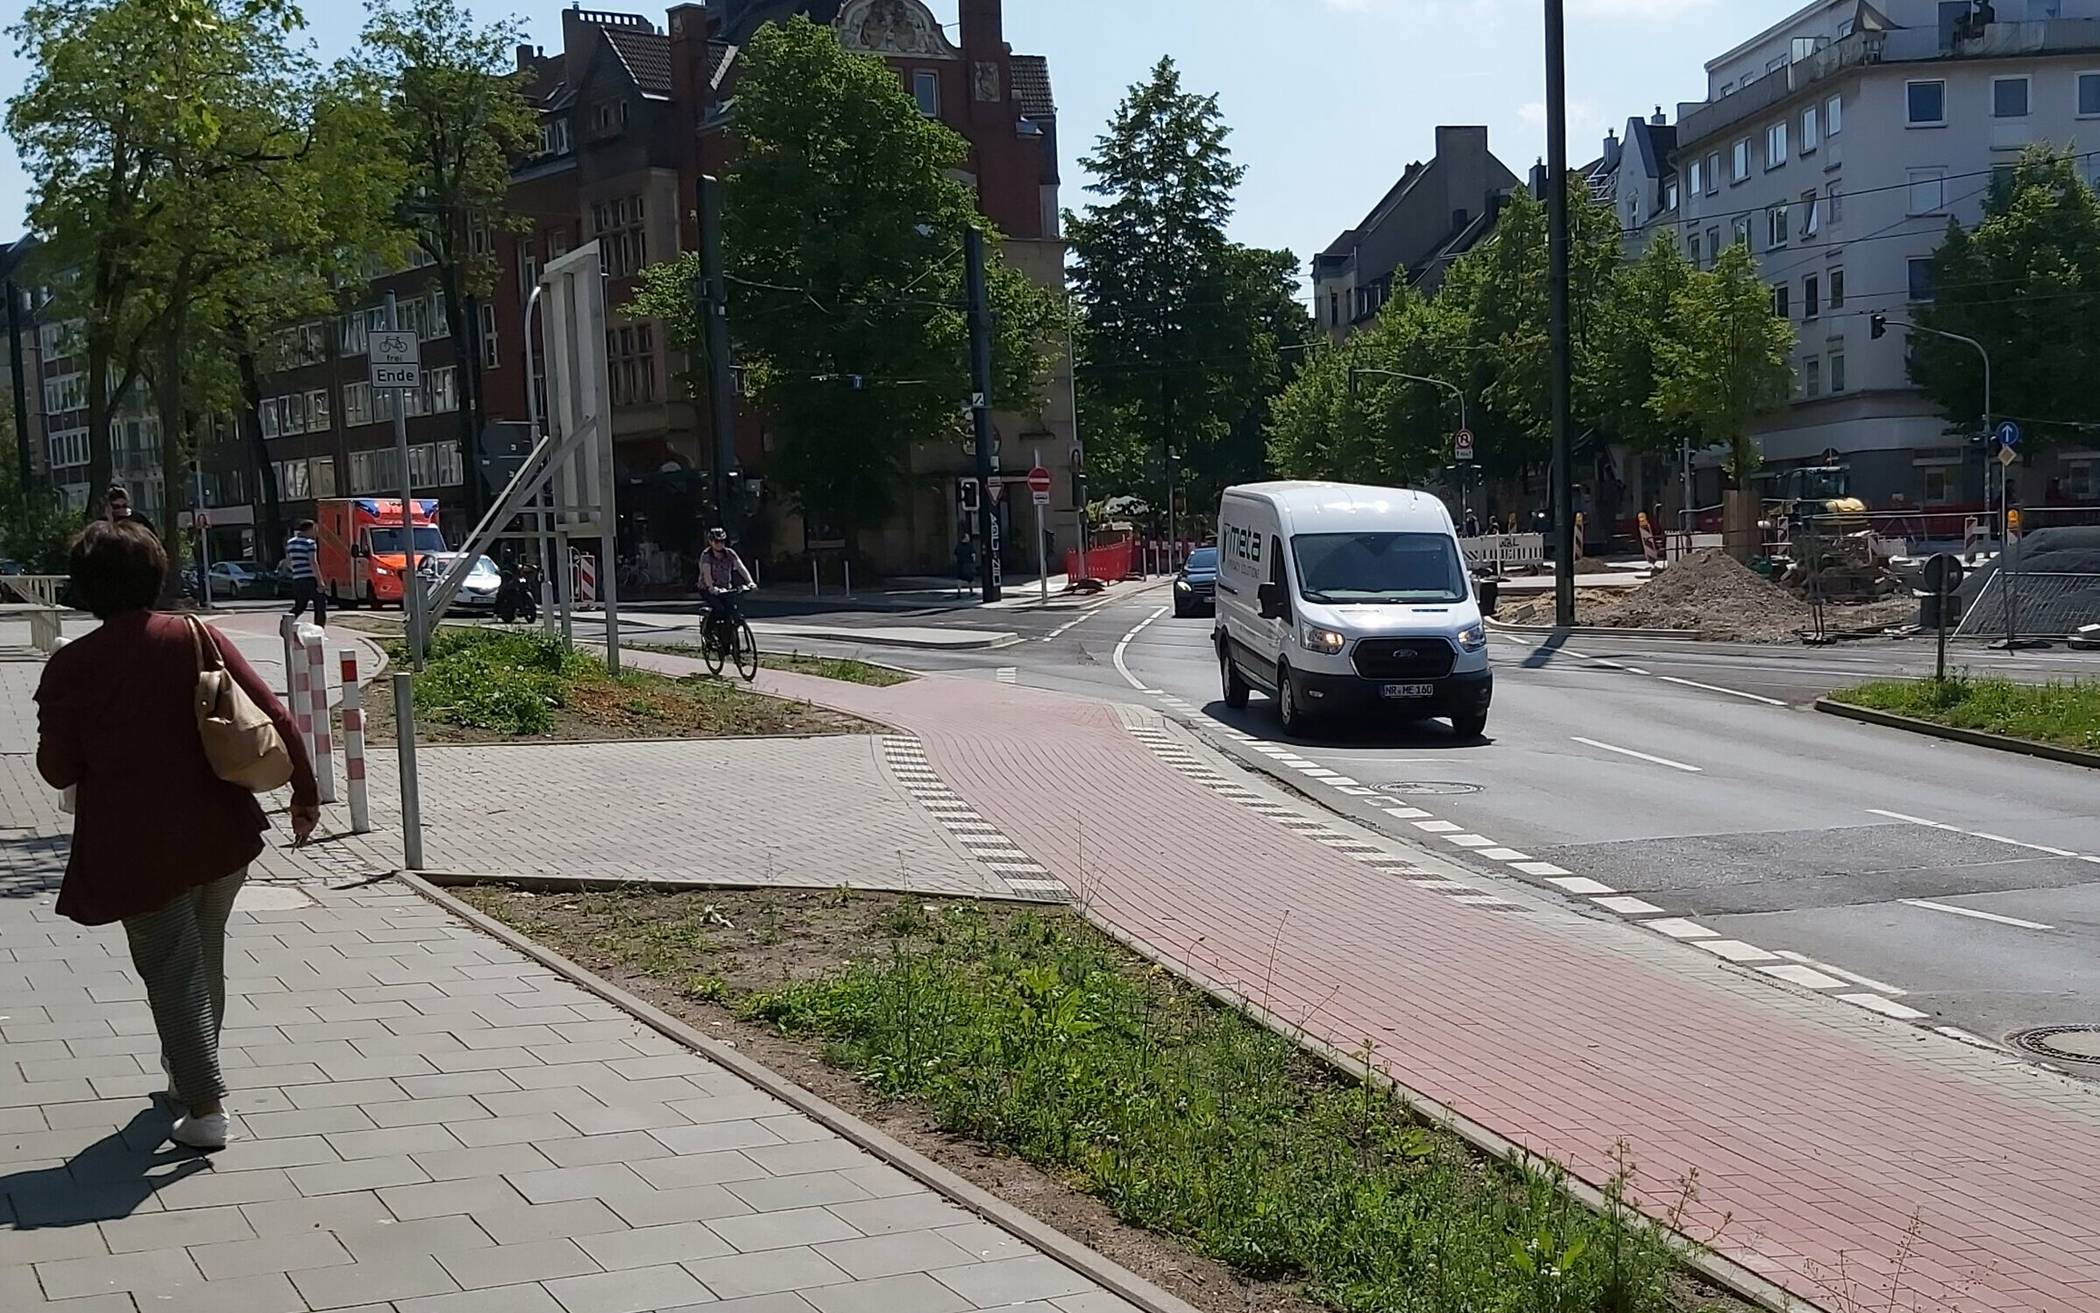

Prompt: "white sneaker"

[170,1112,230,1151]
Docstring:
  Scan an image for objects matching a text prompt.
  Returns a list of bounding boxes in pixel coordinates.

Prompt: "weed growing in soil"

[739,904,1714,1313]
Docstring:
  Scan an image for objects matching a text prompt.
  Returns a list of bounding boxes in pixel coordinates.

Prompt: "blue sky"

[2,0,1804,276]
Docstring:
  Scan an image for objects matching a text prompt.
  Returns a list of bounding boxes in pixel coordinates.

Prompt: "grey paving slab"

[0,679,1144,1313]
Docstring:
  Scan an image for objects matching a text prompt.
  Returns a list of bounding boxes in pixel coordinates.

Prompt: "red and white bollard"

[301,626,337,805]
[339,647,370,833]
[279,615,300,702]
[289,623,315,766]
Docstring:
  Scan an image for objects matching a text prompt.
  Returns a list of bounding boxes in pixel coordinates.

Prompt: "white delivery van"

[1214,482,1492,737]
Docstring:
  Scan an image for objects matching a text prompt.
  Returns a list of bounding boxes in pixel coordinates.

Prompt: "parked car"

[1172,546,1218,618]
[186,561,258,599]
[423,553,505,610]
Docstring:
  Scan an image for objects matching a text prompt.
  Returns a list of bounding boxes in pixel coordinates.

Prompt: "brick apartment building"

[198,0,1071,585]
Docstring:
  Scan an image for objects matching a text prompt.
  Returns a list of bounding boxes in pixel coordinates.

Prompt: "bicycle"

[701,586,759,681]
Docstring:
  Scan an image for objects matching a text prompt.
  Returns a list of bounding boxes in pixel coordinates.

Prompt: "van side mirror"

[351,543,366,559]
[1257,582,1290,622]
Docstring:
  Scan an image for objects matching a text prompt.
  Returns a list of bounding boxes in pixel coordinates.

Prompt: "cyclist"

[699,528,753,650]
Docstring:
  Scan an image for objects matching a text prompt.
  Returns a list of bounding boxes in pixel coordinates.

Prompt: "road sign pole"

[193,462,213,613]
[965,228,1000,604]
[382,291,428,670]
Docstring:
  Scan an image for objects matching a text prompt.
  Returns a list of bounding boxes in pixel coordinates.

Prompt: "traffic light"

[1869,312,1888,340]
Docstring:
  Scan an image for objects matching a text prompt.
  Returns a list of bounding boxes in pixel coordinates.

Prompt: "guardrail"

[1,575,70,653]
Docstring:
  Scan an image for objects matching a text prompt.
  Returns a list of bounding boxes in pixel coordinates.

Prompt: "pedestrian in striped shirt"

[285,521,325,626]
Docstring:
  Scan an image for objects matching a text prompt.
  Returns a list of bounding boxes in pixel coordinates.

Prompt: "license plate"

[1381,683,1436,699]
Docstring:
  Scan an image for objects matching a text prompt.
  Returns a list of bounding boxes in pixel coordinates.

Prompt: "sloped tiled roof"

[602,24,673,97]
[1010,55,1054,118]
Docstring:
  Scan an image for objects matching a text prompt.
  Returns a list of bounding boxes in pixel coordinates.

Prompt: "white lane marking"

[1381,807,1433,820]
[1112,606,1170,690]
[1042,613,1093,642]
[1841,992,1928,1021]
[1898,898,2056,932]
[1585,656,1653,677]
[1479,848,1533,862]
[1297,767,1342,779]
[1444,834,1498,849]
[1594,895,1664,915]
[1692,939,1781,964]
[1413,820,1463,834]
[1324,775,1363,786]
[1453,895,1514,906]
[1513,861,1571,878]
[1656,675,1786,706]
[1005,879,1070,894]
[1410,880,1475,892]
[1336,786,1379,796]
[1645,917,1716,939]
[1759,963,1848,990]
[1773,951,1907,996]
[1570,737,1703,773]
[1869,809,2093,862]
[995,667,1018,685]
[1547,876,1616,896]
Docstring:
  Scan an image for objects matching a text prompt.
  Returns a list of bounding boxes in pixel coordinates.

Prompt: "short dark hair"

[295,519,315,533]
[69,519,166,619]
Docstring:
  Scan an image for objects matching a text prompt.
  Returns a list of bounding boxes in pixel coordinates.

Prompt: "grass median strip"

[1832,674,2100,753]
[460,885,1743,1313]
[361,628,876,741]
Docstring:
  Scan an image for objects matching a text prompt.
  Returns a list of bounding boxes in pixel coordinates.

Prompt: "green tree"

[0,384,85,571]
[1068,58,1297,521]
[1652,241,1795,483]
[349,0,537,520]
[695,15,1058,540]
[1913,147,2100,449]
[1599,230,1696,458]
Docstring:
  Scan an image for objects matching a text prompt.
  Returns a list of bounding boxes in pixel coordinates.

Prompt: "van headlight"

[1299,624,1346,654]
[1458,623,1487,652]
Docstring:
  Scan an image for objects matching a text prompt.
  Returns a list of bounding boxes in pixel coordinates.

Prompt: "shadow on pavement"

[1,1106,210,1228]
[1192,700,1491,751]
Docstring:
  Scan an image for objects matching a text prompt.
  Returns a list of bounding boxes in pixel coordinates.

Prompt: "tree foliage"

[688,16,1058,538]
[1913,147,2100,450]
[1651,241,1796,483]
[1067,58,1307,520]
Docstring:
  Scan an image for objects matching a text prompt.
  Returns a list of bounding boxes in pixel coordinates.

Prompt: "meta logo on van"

[1223,523,1262,567]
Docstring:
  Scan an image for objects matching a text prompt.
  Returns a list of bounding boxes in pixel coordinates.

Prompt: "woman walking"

[35,520,318,1149]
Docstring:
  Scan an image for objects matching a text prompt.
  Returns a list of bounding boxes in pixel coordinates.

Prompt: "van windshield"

[367,526,447,555]
[1292,532,1467,605]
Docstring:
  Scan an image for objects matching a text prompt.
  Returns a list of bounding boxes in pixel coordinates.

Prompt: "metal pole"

[1545,0,1577,627]
[965,228,1000,603]
[340,646,370,833]
[6,277,33,489]
[1936,567,1951,684]
[391,670,422,871]
[1064,312,1088,583]
[1035,446,1049,605]
[699,175,739,544]
[387,291,427,670]
[522,283,556,634]
[194,462,213,613]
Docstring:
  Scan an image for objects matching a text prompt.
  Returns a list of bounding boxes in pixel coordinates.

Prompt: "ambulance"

[315,498,446,608]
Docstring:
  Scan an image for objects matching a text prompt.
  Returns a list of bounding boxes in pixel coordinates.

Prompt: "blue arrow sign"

[1996,420,2021,449]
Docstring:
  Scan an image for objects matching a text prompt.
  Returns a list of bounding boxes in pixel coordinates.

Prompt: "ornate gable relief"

[835,0,960,60]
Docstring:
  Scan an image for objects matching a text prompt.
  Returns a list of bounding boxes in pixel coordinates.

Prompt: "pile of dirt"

[1501,550,1910,642]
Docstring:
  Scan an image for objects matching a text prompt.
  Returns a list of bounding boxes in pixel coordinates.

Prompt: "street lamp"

[1346,366,1471,510]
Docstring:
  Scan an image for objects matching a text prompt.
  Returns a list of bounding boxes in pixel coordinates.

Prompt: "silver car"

[424,553,504,609]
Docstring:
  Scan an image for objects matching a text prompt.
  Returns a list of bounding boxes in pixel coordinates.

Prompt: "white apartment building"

[1674,0,2100,511]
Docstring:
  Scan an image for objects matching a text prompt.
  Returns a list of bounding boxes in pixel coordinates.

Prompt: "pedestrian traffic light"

[1869,312,1888,340]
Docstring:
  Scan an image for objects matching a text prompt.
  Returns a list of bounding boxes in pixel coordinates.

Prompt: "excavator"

[1765,461,1871,531]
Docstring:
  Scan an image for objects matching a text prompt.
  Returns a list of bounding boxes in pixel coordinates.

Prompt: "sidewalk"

[609,647,2100,1313]
[0,636,1154,1312]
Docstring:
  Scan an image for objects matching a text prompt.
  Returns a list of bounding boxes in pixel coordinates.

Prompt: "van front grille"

[1352,638,1455,680]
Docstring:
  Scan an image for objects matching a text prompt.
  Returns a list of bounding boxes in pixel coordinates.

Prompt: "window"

[311,456,337,500]
[1772,282,1790,319]
[1766,120,1788,168]
[1804,357,1822,398]
[1907,79,1946,126]
[1909,166,1947,215]
[1993,76,2029,118]
[429,291,449,340]
[1732,215,1751,249]
[1720,80,1735,97]
[339,311,369,357]
[1828,347,1846,393]
[479,303,499,370]
[2080,72,2100,117]
[287,392,309,436]
[1826,94,1842,135]
[260,398,279,439]
[1706,226,1721,263]
[1768,54,1788,75]
[1767,202,1791,249]
[1689,231,1703,267]
[1804,274,1820,319]
[306,389,330,432]
[539,115,571,156]
[429,366,458,414]
[1732,138,1751,183]
[519,251,540,304]
[1829,268,1846,309]
[591,193,649,278]
[1825,181,1843,226]
[1801,104,1819,154]
[1328,292,1339,327]
[1688,158,1703,195]
[1664,178,1679,213]
[1908,257,1936,301]
[344,382,372,426]
[1925,467,1952,505]
[2067,460,2094,499]
[1802,189,1820,237]
[1705,152,1721,195]
[912,70,940,117]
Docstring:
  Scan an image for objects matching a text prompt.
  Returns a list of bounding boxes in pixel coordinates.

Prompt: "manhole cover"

[2010,1026,2100,1062]
[1376,781,1483,797]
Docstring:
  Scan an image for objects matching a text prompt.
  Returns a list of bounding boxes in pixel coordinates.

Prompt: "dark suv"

[1172,546,1218,618]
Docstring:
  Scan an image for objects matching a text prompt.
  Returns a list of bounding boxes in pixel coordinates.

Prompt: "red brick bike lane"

[643,650,2100,1312]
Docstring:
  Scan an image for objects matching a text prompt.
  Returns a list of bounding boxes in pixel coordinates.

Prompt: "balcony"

[1678,31,1883,148]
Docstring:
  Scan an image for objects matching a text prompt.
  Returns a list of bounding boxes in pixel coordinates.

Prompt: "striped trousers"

[122,869,245,1108]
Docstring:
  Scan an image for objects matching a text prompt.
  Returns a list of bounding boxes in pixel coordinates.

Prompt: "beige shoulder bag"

[186,616,295,792]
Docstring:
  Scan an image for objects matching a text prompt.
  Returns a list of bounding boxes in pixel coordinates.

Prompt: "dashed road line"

[1570,737,1703,773]
[1870,808,2095,864]
[1899,898,2056,932]
[1655,674,1786,706]
[995,667,1018,685]
[1773,951,1907,996]
[881,737,1067,902]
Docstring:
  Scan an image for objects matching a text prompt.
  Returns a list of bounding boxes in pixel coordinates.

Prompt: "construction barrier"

[1067,535,1134,583]
[572,552,599,605]
[1638,512,1663,565]
[339,647,370,834]
[302,626,336,806]
[1459,533,1547,573]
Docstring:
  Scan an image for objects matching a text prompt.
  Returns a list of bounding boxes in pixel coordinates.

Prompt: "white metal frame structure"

[424,242,623,670]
